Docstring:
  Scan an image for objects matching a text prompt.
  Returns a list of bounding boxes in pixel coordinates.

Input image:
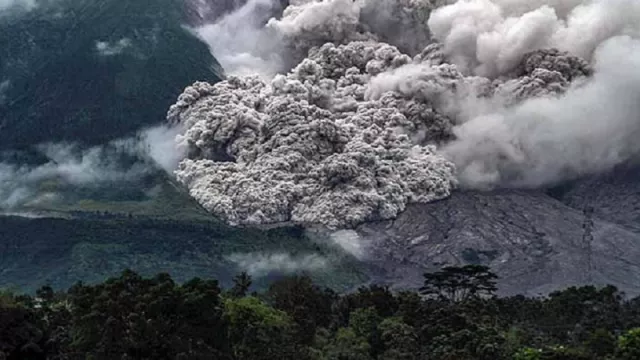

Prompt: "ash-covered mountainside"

[352,161,640,297]
[348,188,640,296]
[161,0,640,295]
[559,165,640,233]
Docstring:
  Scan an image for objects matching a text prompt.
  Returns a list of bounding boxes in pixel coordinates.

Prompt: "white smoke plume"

[140,125,187,174]
[329,229,366,259]
[227,252,328,276]
[0,143,148,208]
[0,125,184,209]
[195,0,287,77]
[194,0,442,78]
[428,0,640,77]
[446,35,640,188]
[167,0,640,229]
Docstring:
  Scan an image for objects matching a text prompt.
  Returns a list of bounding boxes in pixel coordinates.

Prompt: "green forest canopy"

[2,266,640,359]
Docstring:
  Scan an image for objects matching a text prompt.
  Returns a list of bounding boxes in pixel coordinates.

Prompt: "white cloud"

[95,38,133,56]
[227,252,328,276]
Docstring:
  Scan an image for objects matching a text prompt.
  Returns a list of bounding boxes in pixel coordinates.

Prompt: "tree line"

[2,265,640,359]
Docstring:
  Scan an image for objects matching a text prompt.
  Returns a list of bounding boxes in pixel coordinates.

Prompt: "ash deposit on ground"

[165,0,640,229]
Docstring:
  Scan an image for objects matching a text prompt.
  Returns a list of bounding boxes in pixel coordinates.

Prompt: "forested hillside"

[2,266,640,359]
[0,0,219,149]
[0,214,367,293]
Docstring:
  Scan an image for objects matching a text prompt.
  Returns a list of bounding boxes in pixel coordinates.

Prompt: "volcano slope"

[350,185,640,296]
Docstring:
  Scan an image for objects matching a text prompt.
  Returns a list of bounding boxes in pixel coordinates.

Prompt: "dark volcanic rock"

[353,190,640,297]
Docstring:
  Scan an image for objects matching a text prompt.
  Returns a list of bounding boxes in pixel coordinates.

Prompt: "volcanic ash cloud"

[168,41,458,229]
[167,0,640,228]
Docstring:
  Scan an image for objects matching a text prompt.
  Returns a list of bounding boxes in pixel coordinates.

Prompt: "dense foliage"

[0,0,219,150]
[2,266,640,359]
[0,215,367,293]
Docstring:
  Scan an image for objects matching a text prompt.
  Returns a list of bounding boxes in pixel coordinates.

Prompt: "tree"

[6,265,640,360]
[224,296,304,360]
[616,328,640,360]
[349,307,383,358]
[0,294,46,360]
[230,272,252,298]
[583,328,616,357]
[321,328,372,360]
[378,317,420,360]
[542,285,624,343]
[68,270,228,359]
[513,346,592,360]
[395,291,423,327]
[420,265,498,302]
[334,285,398,328]
[426,325,507,360]
[514,347,542,360]
[35,286,55,306]
[266,275,336,345]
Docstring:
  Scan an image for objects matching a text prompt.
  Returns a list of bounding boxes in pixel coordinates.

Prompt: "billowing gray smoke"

[429,0,640,187]
[445,37,640,188]
[167,0,640,228]
[194,0,443,77]
[428,0,640,77]
[168,41,455,228]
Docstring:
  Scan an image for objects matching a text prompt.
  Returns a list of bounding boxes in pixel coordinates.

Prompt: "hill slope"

[0,214,368,293]
[351,187,640,296]
[0,0,220,148]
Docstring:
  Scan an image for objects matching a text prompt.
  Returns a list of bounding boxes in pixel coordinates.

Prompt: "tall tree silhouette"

[420,265,498,302]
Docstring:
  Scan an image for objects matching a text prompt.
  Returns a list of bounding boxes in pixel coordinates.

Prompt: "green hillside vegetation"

[0,213,368,293]
[20,176,217,221]
[0,169,376,294]
[3,266,640,359]
[0,0,220,148]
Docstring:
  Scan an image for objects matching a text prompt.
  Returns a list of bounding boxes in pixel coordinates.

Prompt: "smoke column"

[429,0,640,187]
[195,0,287,77]
[167,0,640,228]
[446,36,640,188]
[428,0,640,77]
